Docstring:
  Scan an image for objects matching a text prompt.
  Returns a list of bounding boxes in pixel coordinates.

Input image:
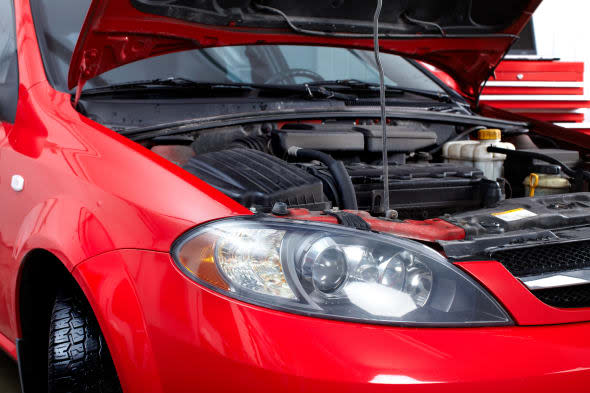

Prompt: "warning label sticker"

[492,208,537,222]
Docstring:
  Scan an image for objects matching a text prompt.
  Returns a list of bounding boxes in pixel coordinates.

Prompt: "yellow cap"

[478,129,502,140]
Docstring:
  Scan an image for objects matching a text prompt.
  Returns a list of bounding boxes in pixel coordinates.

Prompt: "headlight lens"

[173,217,511,326]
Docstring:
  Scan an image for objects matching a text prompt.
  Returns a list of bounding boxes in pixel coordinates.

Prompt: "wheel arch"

[71,250,165,393]
[16,248,163,393]
[16,248,83,392]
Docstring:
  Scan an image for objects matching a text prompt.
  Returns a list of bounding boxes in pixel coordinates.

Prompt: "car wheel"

[47,291,122,393]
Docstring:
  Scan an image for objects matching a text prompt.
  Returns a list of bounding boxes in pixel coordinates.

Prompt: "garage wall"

[533,0,590,105]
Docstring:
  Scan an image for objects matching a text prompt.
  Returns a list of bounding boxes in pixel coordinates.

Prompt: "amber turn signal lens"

[177,232,230,291]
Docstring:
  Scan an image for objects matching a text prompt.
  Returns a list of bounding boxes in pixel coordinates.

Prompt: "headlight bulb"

[378,254,406,290]
[404,259,433,307]
[303,238,348,293]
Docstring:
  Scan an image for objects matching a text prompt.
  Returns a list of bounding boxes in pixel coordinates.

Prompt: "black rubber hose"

[487,146,590,180]
[289,148,359,210]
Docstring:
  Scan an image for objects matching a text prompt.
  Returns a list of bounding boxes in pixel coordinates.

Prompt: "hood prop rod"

[373,0,394,218]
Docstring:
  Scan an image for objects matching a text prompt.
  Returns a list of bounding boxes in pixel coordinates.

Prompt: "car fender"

[72,249,167,393]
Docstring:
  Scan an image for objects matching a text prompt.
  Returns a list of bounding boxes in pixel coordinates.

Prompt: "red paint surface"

[283,209,465,242]
[0,332,17,360]
[481,60,589,133]
[457,261,590,326]
[513,112,585,123]
[494,71,584,82]
[482,87,584,95]
[418,61,460,92]
[494,61,585,73]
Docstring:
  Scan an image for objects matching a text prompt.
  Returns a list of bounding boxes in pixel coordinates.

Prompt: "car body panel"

[457,261,590,325]
[0,81,249,339]
[75,249,590,393]
[0,331,17,360]
[68,0,541,98]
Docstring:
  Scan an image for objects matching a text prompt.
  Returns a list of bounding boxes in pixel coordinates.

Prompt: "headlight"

[172,217,511,326]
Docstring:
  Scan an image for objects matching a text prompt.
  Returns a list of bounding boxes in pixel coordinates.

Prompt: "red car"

[4,0,590,391]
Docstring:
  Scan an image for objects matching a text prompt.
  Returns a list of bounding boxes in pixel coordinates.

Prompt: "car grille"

[491,241,590,308]
[490,241,590,278]
[532,284,590,308]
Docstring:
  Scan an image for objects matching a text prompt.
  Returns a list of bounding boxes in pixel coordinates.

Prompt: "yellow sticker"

[492,208,537,222]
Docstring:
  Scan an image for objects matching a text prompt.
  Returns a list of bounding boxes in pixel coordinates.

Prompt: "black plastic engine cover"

[305,162,495,219]
[183,148,330,211]
[448,193,590,239]
[272,123,438,154]
[439,193,590,260]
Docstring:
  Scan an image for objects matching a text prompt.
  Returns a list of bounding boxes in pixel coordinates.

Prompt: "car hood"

[69,0,541,99]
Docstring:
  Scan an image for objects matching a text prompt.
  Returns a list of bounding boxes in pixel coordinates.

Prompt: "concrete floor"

[0,351,21,393]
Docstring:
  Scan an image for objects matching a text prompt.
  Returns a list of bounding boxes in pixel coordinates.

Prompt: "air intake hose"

[288,147,358,210]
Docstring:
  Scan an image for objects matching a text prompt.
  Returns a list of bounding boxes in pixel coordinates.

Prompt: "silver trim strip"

[554,123,590,129]
[521,269,590,290]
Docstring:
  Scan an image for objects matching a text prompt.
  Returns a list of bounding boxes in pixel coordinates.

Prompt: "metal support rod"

[373,0,390,214]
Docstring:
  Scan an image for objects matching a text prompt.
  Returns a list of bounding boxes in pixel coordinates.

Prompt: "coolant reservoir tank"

[443,129,515,180]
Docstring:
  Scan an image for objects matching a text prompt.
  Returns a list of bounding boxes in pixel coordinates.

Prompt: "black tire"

[47,291,122,393]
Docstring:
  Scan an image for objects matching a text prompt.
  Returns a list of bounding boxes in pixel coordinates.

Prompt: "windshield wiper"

[305,79,453,103]
[79,77,452,105]
[81,78,254,95]
[80,78,356,101]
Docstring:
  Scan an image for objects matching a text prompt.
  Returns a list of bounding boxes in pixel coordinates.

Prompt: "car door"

[0,0,20,340]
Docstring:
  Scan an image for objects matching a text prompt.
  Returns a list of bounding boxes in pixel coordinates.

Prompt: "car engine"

[148,119,586,232]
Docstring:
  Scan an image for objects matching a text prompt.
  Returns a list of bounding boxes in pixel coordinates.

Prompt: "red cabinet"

[480,60,590,134]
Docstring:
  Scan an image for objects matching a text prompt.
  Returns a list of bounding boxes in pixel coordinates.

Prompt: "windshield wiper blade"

[305,79,453,103]
[80,78,356,100]
[80,78,254,95]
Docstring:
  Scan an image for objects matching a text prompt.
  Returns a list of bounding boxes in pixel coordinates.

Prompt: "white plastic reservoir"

[443,129,515,180]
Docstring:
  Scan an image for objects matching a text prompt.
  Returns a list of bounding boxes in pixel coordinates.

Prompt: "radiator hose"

[487,146,590,181]
[288,147,358,210]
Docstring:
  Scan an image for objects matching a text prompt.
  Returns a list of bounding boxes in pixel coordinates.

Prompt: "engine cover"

[183,148,331,212]
[305,162,501,219]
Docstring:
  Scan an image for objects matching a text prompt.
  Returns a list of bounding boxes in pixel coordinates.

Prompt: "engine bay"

[143,117,590,250]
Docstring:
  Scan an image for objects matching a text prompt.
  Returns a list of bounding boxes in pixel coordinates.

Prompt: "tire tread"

[48,292,122,393]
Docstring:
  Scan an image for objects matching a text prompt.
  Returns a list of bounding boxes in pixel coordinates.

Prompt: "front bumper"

[75,249,590,393]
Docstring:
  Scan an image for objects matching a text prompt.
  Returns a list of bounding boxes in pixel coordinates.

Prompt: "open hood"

[69,0,541,99]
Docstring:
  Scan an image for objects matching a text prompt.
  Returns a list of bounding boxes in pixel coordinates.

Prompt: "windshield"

[32,0,445,95]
